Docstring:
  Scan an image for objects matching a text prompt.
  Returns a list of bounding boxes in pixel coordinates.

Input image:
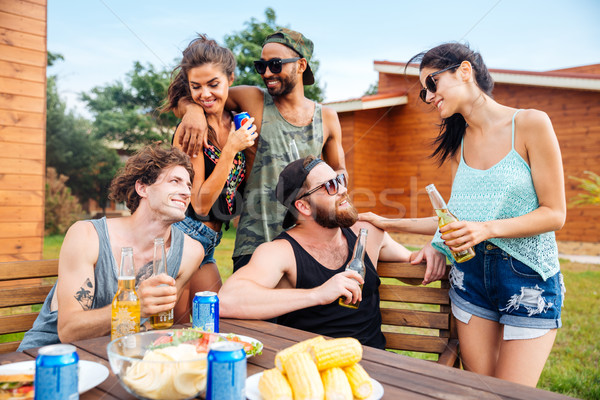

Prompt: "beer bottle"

[150,238,174,329]
[426,184,475,263]
[111,247,141,340]
[339,228,368,309]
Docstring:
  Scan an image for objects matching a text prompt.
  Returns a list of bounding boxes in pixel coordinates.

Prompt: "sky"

[48,0,600,117]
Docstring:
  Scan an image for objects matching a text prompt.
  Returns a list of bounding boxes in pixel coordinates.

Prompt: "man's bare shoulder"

[351,221,385,244]
[230,86,264,104]
[64,220,98,245]
[59,220,100,270]
[244,239,295,271]
[321,104,340,121]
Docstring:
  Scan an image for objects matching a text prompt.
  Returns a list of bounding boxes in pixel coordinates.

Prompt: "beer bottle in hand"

[111,247,141,340]
[339,228,368,309]
[150,238,174,329]
[426,184,475,263]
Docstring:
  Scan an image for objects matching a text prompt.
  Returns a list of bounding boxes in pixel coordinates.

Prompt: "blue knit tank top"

[431,110,559,280]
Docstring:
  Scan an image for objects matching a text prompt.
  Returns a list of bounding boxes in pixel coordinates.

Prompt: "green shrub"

[570,171,600,207]
[45,167,83,235]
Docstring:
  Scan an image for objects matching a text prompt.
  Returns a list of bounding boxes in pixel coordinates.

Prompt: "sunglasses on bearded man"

[297,174,347,200]
[253,57,301,75]
[419,64,462,103]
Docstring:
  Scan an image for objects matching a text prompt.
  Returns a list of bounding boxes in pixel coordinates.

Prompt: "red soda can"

[233,112,251,130]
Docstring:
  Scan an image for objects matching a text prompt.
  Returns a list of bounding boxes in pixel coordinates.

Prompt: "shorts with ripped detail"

[448,241,564,330]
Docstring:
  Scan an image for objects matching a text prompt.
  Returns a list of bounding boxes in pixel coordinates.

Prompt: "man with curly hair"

[19,145,219,350]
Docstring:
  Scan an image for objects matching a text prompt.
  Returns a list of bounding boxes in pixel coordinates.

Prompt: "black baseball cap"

[276,157,324,229]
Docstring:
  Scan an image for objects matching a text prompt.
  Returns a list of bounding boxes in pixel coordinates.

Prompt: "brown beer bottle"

[339,228,368,309]
[150,238,174,329]
[426,184,475,263]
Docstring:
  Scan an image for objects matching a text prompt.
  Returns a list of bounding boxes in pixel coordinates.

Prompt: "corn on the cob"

[282,351,324,400]
[343,363,372,399]
[275,335,325,373]
[321,367,353,400]
[309,338,362,370]
[258,368,293,400]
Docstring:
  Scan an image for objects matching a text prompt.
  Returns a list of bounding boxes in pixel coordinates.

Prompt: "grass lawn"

[38,232,600,399]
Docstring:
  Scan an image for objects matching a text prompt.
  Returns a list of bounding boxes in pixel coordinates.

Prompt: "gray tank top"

[18,217,184,350]
[233,90,324,257]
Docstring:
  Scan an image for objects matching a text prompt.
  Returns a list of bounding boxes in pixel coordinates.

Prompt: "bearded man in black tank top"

[218,156,447,348]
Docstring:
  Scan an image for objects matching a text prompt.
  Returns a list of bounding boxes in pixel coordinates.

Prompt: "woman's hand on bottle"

[137,275,177,318]
[440,220,489,252]
[225,118,257,154]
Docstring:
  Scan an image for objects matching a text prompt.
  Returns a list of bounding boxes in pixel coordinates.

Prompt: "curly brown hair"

[109,145,194,213]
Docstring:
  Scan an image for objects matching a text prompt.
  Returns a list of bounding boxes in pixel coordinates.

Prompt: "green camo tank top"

[432,110,560,280]
[233,90,324,257]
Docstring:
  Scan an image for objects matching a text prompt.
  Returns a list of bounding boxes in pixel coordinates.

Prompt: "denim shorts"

[174,217,223,266]
[449,241,564,329]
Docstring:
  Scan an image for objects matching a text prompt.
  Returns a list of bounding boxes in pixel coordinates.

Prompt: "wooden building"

[328,61,600,245]
[0,0,47,261]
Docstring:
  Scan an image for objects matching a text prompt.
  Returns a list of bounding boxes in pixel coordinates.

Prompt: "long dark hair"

[408,42,494,165]
[161,35,236,144]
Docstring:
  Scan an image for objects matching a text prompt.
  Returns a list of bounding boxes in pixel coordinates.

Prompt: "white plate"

[0,360,109,394]
[245,371,384,400]
[221,333,264,357]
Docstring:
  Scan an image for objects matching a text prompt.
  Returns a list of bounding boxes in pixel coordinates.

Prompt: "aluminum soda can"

[193,291,219,332]
[233,112,251,130]
[206,341,246,400]
[34,344,79,400]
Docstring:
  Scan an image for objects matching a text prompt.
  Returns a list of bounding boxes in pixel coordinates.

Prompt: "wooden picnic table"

[0,319,575,399]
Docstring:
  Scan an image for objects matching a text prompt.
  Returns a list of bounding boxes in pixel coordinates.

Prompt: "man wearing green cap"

[174,28,346,272]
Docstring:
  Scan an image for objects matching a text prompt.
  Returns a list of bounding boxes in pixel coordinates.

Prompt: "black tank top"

[276,228,386,349]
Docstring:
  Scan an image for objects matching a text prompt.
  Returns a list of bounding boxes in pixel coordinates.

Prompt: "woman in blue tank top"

[362,43,565,387]
[161,35,258,320]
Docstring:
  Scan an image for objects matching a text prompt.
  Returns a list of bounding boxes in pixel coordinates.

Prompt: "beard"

[312,195,358,229]
[264,65,298,97]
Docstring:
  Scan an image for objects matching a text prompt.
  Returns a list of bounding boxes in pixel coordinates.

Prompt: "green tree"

[46,52,121,213]
[364,81,379,96]
[82,62,178,149]
[224,7,324,102]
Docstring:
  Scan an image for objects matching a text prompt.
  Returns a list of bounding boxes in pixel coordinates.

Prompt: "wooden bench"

[0,259,59,353]
[378,261,460,367]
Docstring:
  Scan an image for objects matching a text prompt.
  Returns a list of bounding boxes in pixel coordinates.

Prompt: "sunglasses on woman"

[419,64,462,103]
[254,57,301,75]
[298,174,347,200]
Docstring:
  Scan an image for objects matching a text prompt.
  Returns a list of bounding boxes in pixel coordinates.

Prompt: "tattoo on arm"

[74,278,94,310]
[136,261,154,287]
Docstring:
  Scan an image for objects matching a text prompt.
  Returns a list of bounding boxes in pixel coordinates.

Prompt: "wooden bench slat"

[0,259,59,354]
[379,284,450,305]
[0,341,21,353]
[380,308,449,330]
[0,286,52,308]
[378,262,449,280]
[383,331,449,354]
[0,312,40,335]
[0,259,58,280]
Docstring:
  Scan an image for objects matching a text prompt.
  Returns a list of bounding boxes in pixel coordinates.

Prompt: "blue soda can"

[193,291,219,332]
[34,344,79,400]
[206,341,246,400]
[233,112,251,130]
